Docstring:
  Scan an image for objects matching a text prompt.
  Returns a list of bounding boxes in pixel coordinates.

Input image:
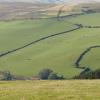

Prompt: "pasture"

[0,12,100,78]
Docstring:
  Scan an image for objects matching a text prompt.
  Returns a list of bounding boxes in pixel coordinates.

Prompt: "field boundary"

[0,25,81,58]
[0,8,100,77]
[58,6,100,71]
[75,46,100,69]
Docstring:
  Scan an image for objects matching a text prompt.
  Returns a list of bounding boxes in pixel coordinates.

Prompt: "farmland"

[0,1,100,100]
[0,11,99,78]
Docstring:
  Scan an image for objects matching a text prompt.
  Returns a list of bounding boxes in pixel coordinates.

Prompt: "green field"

[0,19,74,53]
[0,12,100,78]
[0,80,100,100]
[69,13,100,26]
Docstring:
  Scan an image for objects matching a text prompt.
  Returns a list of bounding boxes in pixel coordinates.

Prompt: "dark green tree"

[38,69,53,80]
[94,69,100,79]
[73,69,100,79]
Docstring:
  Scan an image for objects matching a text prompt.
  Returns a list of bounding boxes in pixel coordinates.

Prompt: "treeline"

[0,69,65,81]
[39,68,100,80]
[73,69,100,79]
[38,69,65,80]
[1,68,100,81]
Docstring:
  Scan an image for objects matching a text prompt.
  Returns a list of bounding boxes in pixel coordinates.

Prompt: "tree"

[73,69,100,79]
[38,69,53,80]
[2,71,13,80]
[94,69,100,79]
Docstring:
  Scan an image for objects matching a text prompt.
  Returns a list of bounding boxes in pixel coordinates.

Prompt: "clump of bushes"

[74,69,100,79]
[0,71,13,81]
[0,69,65,81]
[48,72,64,80]
[0,71,30,81]
[1,68,100,81]
[38,69,53,80]
[38,68,65,80]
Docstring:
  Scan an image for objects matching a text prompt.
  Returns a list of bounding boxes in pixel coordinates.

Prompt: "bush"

[2,71,13,80]
[48,72,65,80]
[38,69,53,80]
[0,71,13,81]
[93,69,100,79]
[74,69,100,79]
[48,72,59,80]
[38,68,65,80]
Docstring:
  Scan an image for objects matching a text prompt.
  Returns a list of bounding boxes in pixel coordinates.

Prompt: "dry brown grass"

[0,80,100,100]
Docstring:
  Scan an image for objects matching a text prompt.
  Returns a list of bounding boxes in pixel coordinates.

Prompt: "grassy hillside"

[69,13,100,25]
[0,19,74,53]
[0,11,100,77]
[0,80,100,100]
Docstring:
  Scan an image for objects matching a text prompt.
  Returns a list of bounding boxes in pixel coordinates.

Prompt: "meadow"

[0,12,100,78]
[0,80,100,100]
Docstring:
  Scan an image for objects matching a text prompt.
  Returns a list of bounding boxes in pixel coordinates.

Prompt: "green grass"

[0,80,100,100]
[80,48,100,69]
[0,13,100,78]
[69,12,100,26]
[0,19,74,53]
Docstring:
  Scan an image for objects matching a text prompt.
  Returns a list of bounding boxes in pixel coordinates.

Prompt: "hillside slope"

[0,12,100,77]
[0,2,100,78]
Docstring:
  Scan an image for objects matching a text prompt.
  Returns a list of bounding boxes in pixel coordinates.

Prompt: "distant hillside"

[0,1,100,20]
[0,2,55,20]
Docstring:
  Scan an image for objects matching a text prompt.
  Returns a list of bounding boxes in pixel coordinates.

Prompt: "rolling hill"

[0,1,100,78]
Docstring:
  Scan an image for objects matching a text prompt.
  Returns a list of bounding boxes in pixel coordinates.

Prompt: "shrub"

[38,69,53,80]
[2,71,13,80]
[48,72,64,80]
[74,69,100,79]
[38,68,65,80]
[93,69,100,78]
[48,72,59,80]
